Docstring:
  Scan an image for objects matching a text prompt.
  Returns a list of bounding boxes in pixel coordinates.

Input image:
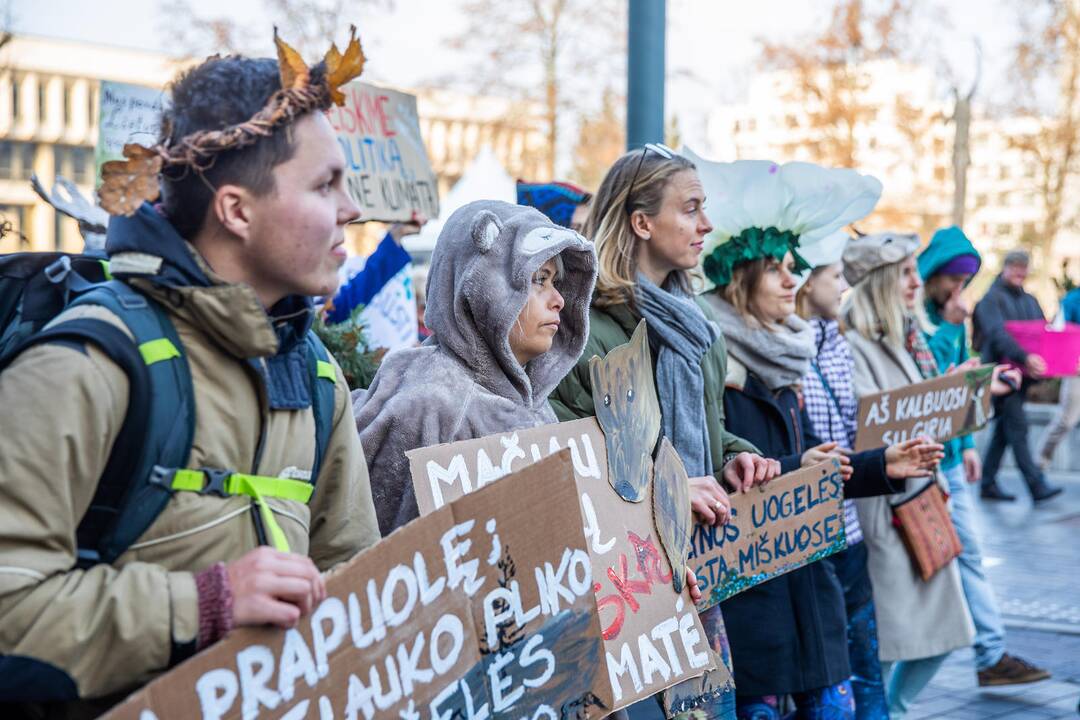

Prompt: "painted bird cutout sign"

[589,319,693,593]
[589,320,661,503]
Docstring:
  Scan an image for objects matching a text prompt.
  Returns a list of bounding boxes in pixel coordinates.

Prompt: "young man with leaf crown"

[0,30,379,715]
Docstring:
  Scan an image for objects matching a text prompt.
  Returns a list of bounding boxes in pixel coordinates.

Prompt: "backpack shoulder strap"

[305,330,338,485]
[66,281,196,565]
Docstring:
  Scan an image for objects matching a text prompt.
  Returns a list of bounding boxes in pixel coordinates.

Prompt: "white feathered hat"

[792,229,852,291]
[682,147,882,287]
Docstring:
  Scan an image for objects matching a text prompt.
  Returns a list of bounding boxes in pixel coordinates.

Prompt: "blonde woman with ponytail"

[552,145,779,720]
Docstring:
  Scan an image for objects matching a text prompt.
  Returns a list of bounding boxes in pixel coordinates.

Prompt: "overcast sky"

[13,0,1019,157]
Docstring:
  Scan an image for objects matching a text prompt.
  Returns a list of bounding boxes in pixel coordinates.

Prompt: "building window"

[38,81,46,123]
[0,141,36,181]
[999,165,1009,180]
[63,82,72,126]
[88,86,95,127]
[975,193,988,206]
[934,166,946,181]
[10,74,19,123]
[996,223,1012,236]
[0,204,29,252]
[54,204,64,251]
[73,146,92,185]
[998,192,1010,205]
[54,145,93,185]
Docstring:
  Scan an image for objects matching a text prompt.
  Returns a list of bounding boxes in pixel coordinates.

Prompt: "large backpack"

[0,252,338,566]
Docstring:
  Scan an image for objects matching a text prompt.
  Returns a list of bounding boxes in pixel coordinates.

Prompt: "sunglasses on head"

[625,143,677,214]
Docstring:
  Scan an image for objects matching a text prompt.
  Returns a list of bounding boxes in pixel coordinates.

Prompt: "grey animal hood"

[355,199,597,535]
[426,199,596,403]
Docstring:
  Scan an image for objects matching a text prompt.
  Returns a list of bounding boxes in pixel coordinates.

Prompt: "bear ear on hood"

[470,210,503,253]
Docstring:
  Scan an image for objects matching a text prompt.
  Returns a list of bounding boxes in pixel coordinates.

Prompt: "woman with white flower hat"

[687,150,945,720]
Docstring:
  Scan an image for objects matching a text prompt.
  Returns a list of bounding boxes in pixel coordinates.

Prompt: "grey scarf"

[705,294,816,390]
[636,274,718,476]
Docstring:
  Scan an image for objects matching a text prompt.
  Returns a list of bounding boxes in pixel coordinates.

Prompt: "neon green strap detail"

[99,260,113,280]
[168,470,313,552]
[139,338,180,366]
[171,469,206,492]
[316,360,335,382]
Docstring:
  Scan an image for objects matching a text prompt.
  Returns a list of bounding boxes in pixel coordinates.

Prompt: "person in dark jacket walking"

[972,250,1062,502]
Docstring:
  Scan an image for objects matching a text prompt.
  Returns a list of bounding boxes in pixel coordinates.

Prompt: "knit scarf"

[905,318,940,380]
[635,274,718,476]
[707,295,817,390]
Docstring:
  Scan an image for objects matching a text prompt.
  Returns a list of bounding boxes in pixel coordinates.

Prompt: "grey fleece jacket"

[354,200,598,536]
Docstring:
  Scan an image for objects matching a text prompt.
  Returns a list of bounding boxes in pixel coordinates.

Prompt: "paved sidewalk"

[907,468,1080,719]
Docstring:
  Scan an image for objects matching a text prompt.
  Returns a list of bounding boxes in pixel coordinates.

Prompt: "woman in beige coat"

[841,232,975,719]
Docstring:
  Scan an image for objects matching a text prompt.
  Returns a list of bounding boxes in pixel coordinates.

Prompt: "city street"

[909,468,1080,719]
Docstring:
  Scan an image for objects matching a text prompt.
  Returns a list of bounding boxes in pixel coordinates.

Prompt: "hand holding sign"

[722,452,782,493]
[992,365,1023,395]
[689,475,731,526]
[225,546,326,628]
[884,437,945,479]
[802,442,853,482]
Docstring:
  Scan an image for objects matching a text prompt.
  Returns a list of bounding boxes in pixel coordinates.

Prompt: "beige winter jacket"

[846,329,975,661]
[0,238,380,714]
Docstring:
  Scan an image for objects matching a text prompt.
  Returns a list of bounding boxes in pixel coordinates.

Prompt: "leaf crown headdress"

[98,27,366,217]
[682,147,883,287]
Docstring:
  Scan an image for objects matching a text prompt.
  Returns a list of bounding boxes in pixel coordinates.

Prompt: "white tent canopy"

[402,146,516,262]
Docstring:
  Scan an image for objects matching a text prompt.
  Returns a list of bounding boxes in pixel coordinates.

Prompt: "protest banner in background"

[358,263,417,351]
[854,364,995,452]
[688,461,846,609]
[95,80,166,185]
[327,82,440,222]
[408,418,718,710]
[102,451,612,720]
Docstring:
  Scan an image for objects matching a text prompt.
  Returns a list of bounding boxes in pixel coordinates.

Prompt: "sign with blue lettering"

[327,82,440,222]
[689,460,846,609]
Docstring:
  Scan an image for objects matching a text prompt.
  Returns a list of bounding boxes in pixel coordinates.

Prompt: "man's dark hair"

[160,56,302,238]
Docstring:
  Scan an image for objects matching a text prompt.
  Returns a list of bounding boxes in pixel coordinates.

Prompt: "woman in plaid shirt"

[796,231,888,719]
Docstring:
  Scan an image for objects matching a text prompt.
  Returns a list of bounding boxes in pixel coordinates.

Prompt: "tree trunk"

[951,90,972,227]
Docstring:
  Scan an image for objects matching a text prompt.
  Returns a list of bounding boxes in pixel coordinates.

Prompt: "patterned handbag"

[891,480,963,581]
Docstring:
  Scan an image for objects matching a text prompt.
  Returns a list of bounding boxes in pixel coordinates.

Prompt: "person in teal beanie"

[918,226,982,482]
[917,226,1051,688]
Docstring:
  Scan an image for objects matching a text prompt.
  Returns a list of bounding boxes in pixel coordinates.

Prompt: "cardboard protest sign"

[589,320,661,503]
[95,80,166,185]
[407,418,718,710]
[688,461,846,609]
[102,451,611,720]
[652,438,693,594]
[327,82,439,222]
[854,364,995,452]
